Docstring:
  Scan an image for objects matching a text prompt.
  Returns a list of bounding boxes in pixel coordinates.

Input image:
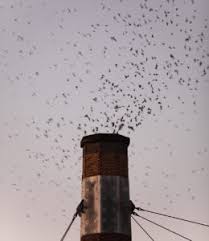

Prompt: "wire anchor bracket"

[60,200,86,241]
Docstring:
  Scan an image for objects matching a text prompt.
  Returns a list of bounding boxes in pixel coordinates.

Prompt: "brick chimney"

[80,133,131,241]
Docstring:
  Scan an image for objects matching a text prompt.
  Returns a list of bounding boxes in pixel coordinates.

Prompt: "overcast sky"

[0,0,209,241]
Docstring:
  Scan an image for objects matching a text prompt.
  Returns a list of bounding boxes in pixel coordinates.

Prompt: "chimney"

[80,133,132,241]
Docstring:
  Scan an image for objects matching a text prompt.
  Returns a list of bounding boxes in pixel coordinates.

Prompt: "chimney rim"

[80,133,130,148]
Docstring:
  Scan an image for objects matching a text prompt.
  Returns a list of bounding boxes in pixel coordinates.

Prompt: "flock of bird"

[59,0,209,135]
[1,0,209,239]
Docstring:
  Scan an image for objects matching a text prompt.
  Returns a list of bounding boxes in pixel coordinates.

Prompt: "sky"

[0,0,209,240]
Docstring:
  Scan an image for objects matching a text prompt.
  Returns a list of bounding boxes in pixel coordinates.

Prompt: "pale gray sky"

[0,0,209,241]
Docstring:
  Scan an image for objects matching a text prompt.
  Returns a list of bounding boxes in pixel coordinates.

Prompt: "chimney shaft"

[80,133,132,241]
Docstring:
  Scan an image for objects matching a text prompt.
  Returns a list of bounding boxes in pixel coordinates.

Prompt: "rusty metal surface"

[81,176,131,237]
[81,233,131,241]
[100,176,131,234]
[82,142,129,178]
[81,176,101,235]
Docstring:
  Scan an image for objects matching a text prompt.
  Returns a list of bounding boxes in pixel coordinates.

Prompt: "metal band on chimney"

[81,233,131,241]
[80,134,132,241]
